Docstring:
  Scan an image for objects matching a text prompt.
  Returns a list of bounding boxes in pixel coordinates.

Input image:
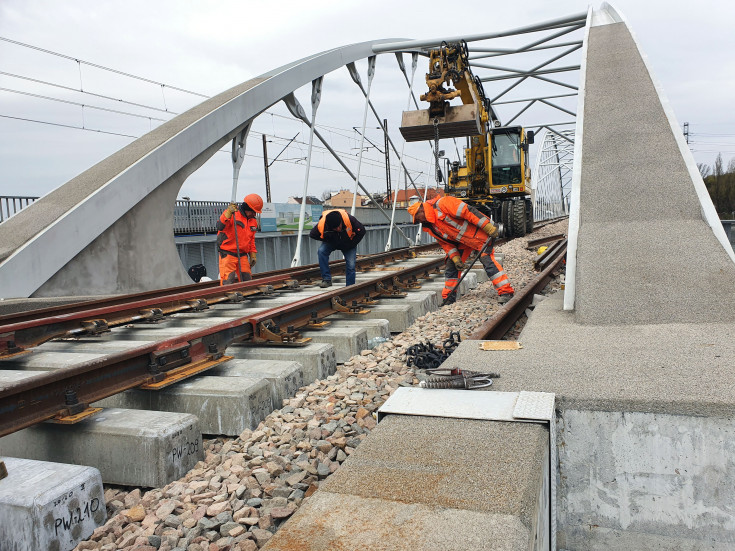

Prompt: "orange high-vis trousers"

[219,252,252,285]
[442,248,513,299]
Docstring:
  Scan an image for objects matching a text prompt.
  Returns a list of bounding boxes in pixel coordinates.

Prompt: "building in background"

[287,196,323,205]
[323,190,368,208]
[384,188,444,208]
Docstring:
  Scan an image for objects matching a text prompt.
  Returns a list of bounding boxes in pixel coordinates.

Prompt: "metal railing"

[0,196,38,223]
[174,200,228,235]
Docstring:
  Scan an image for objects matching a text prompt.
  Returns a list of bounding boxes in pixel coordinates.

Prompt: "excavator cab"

[488,126,534,193]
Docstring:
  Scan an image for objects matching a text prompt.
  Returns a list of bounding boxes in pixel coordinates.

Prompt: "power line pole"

[262,134,272,203]
[384,118,391,202]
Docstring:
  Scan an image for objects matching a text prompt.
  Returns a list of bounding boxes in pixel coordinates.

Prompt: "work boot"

[442,294,456,306]
[319,280,332,288]
[498,293,513,305]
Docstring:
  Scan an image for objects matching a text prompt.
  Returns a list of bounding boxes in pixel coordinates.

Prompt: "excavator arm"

[400,41,499,141]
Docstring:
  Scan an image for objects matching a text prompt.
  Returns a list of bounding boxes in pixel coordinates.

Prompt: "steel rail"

[469,239,567,340]
[0,244,437,324]
[0,244,440,357]
[0,256,445,438]
[534,239,566,271]
[526,233,566,249]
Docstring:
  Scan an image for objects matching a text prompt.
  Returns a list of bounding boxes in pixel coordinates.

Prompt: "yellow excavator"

[400,41,535,237]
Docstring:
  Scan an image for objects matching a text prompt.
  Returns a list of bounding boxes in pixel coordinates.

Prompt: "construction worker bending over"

[309,209,365,287]
[407,196,514,305]
[216,193,263,285]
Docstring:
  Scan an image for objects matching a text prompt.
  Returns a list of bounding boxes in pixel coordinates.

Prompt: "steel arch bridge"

[0,3,729,304]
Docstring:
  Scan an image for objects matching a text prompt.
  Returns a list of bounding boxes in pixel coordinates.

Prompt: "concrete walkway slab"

[265,413,548,551]
[263,492,531,551]
[449,291,735,549]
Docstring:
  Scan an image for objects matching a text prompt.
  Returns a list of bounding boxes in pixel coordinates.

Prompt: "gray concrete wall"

[557,409,735,550]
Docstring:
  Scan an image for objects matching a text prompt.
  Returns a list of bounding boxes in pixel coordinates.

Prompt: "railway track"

[0,246,449,438]
[0,225,567,438]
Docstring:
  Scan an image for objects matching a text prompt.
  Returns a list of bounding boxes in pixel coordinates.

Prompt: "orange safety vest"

[421,196,493,261]
[218,210,257,254]
[317,209,355,239]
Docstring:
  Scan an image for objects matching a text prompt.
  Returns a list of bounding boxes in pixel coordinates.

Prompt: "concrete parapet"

[557,409,735,549]
[0,457,106,551]
[0,408,202,487]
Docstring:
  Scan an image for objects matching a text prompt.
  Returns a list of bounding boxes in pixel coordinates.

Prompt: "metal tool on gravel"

[419,369,495,389]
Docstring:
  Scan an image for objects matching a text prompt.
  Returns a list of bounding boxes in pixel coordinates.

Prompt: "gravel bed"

[74,220,568,551]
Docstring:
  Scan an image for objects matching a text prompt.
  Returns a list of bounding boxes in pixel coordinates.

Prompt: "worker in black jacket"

[309,209,365,287]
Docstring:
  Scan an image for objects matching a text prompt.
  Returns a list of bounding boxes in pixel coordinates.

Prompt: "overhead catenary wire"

[0,35,208,99]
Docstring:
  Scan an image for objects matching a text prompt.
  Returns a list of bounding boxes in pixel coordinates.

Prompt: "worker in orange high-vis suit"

[408,196,514,305]
[216,193,263,285]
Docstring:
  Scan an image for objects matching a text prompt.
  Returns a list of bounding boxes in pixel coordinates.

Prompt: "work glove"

[249,252,257,267]
[451,256,466,270]
[482,222,499,238]
[223,203,238,220]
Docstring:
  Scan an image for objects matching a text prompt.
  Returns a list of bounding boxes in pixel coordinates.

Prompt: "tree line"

[699,154,735,219]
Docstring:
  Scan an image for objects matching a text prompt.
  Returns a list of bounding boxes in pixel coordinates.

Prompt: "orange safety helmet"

[407,201,422,221]
[242,193,264,213]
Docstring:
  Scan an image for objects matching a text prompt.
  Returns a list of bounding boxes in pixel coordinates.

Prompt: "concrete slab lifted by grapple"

[0,457,106,551]
[399,104,482,142]
[0,408,202,488]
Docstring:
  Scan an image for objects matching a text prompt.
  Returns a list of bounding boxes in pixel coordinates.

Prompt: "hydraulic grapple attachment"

[399,41,490,142]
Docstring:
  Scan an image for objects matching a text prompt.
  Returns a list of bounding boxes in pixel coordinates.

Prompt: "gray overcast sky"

[1,0,733,203]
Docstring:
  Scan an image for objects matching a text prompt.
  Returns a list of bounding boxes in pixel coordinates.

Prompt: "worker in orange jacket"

[216,193,263,285]
[408,196,514,305]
